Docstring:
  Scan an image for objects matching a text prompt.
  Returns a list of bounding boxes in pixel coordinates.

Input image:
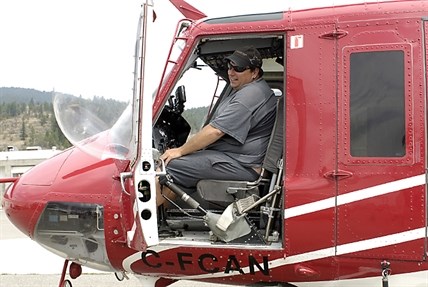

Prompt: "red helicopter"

[3,0,428,286]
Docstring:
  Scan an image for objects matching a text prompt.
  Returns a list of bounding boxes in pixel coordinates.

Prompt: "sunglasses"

[227,62,249,73]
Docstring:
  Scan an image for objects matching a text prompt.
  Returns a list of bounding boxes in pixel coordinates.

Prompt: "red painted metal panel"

[284,23,337,256]
[336,17,426,261]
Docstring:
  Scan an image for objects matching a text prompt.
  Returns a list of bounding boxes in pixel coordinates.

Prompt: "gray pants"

[165,150,259,188]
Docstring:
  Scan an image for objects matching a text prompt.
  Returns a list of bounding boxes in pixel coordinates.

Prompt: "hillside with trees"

[0,87,127,151]
[0,88,68,150]
[0,87,208,151]
[0,87,52,104]
[183,106,209,134]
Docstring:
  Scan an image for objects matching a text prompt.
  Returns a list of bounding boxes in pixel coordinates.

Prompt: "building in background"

[0,147,61,204]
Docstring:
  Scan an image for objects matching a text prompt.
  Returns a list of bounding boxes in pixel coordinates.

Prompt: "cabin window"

[349,50,405,157]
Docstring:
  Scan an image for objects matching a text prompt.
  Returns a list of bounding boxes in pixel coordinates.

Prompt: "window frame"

[342,44,413,165]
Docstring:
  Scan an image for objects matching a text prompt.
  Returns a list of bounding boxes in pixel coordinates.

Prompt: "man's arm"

[160,124,224,165]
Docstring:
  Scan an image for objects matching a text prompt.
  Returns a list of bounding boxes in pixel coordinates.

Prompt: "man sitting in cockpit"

[157,46,276,206]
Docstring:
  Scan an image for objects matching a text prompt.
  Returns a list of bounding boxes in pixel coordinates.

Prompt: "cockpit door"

[284,23,338,258]
[125,1,159,251]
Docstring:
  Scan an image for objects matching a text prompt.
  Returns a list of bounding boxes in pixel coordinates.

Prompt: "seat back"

[262,95,284,174]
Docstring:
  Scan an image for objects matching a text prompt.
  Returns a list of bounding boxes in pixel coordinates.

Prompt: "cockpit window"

[36,202,104,232]
[53,93,130,160]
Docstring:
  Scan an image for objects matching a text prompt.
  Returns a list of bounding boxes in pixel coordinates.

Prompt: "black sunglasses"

[227,62,249,73]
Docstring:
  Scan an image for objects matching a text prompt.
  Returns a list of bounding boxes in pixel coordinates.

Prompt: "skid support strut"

[58,259,72,287]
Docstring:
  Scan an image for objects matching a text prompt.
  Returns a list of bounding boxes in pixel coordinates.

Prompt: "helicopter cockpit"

[151,30,285,244]
[53,9,286,244]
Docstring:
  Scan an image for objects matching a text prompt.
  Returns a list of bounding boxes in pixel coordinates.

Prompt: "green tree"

[29,98,35,115]
[40,113,47,126]
[27,125,36,146]
[7,102,18,117]
[20,118,26,140]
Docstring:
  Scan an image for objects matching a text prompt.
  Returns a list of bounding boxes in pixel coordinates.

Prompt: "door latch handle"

[323,170,353,180]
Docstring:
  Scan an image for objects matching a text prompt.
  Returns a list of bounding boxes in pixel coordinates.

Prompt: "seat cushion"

[196,180,258,208]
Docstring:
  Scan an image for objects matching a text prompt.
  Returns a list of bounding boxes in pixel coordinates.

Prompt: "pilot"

[157,46,277,206]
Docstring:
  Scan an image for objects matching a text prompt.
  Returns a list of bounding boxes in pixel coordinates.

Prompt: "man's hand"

[160,124,225,166]
[160,148,183,165]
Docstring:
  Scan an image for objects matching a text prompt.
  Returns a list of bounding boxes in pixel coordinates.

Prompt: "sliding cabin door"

[336,17,426,261]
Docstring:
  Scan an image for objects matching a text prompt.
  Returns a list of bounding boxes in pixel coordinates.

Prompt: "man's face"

[227,61,257,90]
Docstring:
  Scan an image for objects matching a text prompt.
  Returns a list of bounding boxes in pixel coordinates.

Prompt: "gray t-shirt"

[208,78,277,167]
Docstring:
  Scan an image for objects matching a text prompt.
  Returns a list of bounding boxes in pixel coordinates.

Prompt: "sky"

[0,0,389,102]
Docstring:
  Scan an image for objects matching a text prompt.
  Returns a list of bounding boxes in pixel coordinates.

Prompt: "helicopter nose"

[2,149,73,238]
[3,146,122,272]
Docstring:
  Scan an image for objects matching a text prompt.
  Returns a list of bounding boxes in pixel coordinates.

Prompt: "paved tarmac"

[0,209,229,287]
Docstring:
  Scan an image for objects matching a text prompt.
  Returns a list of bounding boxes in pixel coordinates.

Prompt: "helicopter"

[2,0,428,286]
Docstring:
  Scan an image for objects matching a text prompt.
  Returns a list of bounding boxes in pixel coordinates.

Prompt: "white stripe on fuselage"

[123,226,425,281]
[284,174,426,219]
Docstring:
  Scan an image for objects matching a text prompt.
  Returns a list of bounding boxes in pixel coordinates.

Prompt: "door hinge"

[319,29,348,40]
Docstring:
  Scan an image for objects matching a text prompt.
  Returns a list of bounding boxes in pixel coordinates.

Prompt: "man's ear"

[253,67,260,78]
